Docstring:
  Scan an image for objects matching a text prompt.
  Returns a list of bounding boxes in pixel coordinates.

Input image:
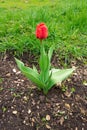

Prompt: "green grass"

[0,0,87,62]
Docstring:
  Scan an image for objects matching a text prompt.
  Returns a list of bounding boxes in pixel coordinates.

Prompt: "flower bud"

[36,23,48,40]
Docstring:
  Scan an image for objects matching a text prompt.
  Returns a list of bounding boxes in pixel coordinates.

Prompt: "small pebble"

[28,109,31,114]
[65,103,70,110]
[12,110,17,115]
[23,120,26,124]
[16,71,21,75]
[46,115,50,121]
[6,73,11,77]
[23,96,28,101]
[36,106,39,109]
[46,124,51,129]
[13,68,16,73]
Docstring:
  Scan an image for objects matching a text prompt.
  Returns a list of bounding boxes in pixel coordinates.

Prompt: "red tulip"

[36,23,48,40]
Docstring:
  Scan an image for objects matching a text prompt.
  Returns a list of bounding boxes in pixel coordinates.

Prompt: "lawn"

[0,0,87,130]
[0,0,87,61]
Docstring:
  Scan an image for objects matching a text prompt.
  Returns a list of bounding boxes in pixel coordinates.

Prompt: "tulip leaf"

[15,58,45,89]
[33,65,38,73]
[39,44,50,83]
[48,45,55,62]
[47,68,75,90]
[39,44,50,72]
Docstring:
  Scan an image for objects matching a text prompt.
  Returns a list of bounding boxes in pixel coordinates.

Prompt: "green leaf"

[39,44,50,83]
[47,68,75,90]
[39,44,50,72]
[15,58,45,89]
[48,45,55,62]
[33,65,38,73]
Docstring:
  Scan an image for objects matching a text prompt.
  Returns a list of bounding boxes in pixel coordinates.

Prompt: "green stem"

[40,39,42,44]
[40,43,45,82]
[43,88,48,95]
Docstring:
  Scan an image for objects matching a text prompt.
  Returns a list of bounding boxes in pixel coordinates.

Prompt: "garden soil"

[0,53,87,130]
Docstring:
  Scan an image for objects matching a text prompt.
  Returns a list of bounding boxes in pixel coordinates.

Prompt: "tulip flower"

[36,23,48,40]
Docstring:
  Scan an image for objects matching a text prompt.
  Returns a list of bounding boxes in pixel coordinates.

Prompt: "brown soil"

[0,53,87,130]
